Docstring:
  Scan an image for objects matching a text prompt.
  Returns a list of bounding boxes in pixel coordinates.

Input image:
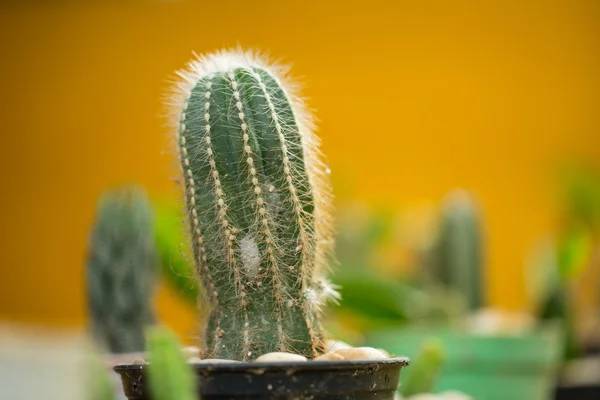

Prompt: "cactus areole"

[170,50,336,361]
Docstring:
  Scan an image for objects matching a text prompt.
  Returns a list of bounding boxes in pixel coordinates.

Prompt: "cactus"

[86,186,158,353]
[86,350,116,400]
[427,190,484,311]
[398,338,445,397]
[154,201,199,306]
[169,49,335,360]
[532,228,591,360]
[147,327,198,400]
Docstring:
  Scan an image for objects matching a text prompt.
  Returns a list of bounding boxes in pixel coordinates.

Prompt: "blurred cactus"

[399,338,445,397]
[539,287,580,360]
[527,163,600,360]
[86,350,116,400]
[426,190,484,311]
[335,203,396,273]
[529,228,592,360]
[330,204,410,335]
[327,204,466,342]
[170,50,335,360]
[558,165,600,351]
[86,186,158,353]
[560,164,600,231]
[147,327,197,400]
[154,201,198,306]
[557,225,594,281]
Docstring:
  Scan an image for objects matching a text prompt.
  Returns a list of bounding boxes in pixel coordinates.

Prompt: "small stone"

[334,347,387,360]
[324,339,352,353]
[439,391,474,400]
[377,348,391,358]
[132,359,146,365]
[407,391,473,400]
[255,352,307,362]
[188,357,240,364]
[561,356,600,386]
[104,352,146,367]
[314,352,345,361]
[465,308,535,336]
[181,346,200,358]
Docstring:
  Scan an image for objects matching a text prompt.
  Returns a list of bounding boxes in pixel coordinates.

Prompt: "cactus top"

[168,49,335,360]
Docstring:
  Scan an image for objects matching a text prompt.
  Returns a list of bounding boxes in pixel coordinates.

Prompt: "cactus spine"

[170,50,334,361]
[86,186,158,353]
[429,190,484,311]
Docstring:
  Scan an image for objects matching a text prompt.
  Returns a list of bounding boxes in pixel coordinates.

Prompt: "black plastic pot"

[582,343,600,356]
[555,385,600,400]
[553,354,600,400]
[114,357,409,400]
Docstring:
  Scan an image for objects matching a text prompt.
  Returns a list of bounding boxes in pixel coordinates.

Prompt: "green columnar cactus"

[169,50,335,360]
[147,327,198,400]
[429,190,484,311]
[398,338,445,397]
[86,186,158,353]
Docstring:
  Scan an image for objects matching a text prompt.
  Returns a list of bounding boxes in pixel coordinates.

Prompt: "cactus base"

[114,358,408,400]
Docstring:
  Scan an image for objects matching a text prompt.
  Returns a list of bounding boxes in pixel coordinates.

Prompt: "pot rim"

[114,356,409,373]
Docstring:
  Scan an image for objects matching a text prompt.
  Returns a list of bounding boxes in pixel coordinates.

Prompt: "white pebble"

[255,352,307,362]
[314,352,345,361]
[181,346,200,358]
[334,347,388,360]
[407,391,473,400]
[465,307,535,336]
[188,358,240,364]
[377,348,391,358]
[324,339,352,353]
[103,352,146,366]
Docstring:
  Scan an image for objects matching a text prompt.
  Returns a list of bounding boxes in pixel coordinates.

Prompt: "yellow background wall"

[1,0,599,341]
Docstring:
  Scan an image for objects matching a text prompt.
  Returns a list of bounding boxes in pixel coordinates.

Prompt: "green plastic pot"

[366,323,563,400]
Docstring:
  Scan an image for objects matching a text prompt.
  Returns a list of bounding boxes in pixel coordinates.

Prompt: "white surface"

[0,323,87,400]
